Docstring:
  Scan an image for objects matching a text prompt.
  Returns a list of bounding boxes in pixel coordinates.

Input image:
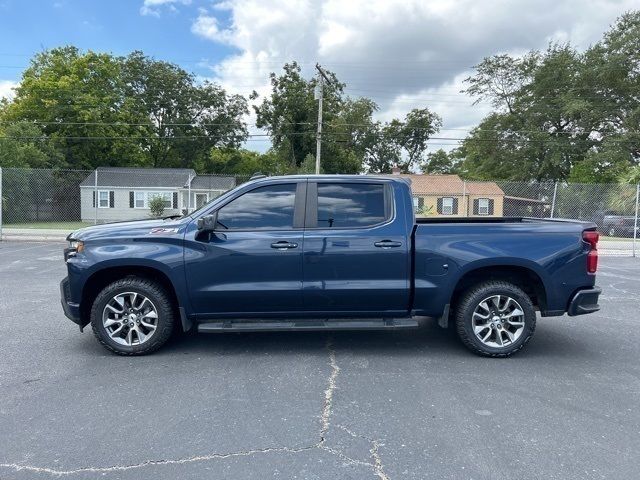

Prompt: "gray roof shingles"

[190,175,237,190]
[80,167,235,190]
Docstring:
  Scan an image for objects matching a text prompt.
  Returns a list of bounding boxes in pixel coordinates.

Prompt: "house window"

[195,193,209,208]
[132,191,172,209]
[412,196,419,213]
[478,198,490,215]
[442,197,454,215]
[148,192,172,209]
[134,192,146,208]
[98,190,111,208]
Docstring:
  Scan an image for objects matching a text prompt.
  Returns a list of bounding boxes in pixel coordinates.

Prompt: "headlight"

[69,240,85,253]
[64,240,84,261]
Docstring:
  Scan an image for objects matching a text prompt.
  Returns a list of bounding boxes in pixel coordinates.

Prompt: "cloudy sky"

[0,0,636,151]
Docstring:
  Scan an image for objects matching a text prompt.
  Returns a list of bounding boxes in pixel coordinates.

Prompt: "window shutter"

[473,199,479,215]
[488,199,495,215]
[172,191,178,209]
[129,191,134,208]
[109,191,114,208]
[92,191,96,208]
[436,198,443,214]
[452,198,459,214]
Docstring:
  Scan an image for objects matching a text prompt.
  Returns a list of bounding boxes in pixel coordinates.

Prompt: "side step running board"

[197,318,419,333]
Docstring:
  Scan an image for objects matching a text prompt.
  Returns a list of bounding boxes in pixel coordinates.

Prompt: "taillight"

[583,230,599,274]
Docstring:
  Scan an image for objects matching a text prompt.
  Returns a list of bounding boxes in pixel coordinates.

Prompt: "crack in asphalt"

[371,440,390,480]
[0,446,317,476]
[319,337,340,444]
[0,336,389,479]
[332,424,390,480]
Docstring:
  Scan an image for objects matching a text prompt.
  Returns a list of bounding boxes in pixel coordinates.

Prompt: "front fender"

[66,237,191,326]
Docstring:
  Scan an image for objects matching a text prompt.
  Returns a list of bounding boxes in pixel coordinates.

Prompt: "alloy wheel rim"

[472,295,525,348]
[102,292,158,346]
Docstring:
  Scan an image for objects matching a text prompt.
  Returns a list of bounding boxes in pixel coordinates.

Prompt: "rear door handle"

[374,240,402,249]
[271,241,298,250]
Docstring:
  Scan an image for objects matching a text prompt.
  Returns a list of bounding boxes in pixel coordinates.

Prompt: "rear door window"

[315,183,388,228]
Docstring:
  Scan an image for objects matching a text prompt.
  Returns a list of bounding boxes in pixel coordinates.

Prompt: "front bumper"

[567,286,602,316]
[60,277,82,326]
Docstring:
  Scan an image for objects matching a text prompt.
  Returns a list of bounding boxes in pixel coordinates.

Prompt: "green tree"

[253,62,339,170]
[621,165,640,184]
[2,47,248,169]
[420,149,462,174]
[121,52,248,168]
[253,62,416,174]
[0,122,63,168]
[197,148,260,174]
[363,108,442,173]
[3,46,144,169]
[298,153,319,174]
[253,62,366,173]
[195,147,293,175]
[462,45,591,181]
[461,12,640,182]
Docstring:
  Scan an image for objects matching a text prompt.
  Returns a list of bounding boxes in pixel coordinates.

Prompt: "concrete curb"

[1,228,70,242]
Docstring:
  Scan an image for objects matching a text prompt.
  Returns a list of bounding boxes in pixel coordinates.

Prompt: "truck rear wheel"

[90,277,175,355]
[455,281,536,357]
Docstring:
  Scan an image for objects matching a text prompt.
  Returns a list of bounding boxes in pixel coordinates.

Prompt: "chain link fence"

[1,167,638,255]
[0,167,250,240]
[408,175,639,256]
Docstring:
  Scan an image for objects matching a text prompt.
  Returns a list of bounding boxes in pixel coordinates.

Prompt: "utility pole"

[315,63,331,175]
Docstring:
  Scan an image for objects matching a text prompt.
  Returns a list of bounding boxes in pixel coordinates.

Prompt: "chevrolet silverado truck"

[61,175,602,357]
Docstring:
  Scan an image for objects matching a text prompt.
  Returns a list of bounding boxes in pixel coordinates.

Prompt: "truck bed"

[414,217,589,225]
[410,217,596,318]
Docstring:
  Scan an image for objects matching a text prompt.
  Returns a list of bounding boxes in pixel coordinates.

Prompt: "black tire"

[90,277,175,355]
[608,227,617,237]
[455,281,536,358]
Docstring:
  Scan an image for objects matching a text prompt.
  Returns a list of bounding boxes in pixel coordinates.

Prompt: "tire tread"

[90,277,175,356]
[455,280,536,358]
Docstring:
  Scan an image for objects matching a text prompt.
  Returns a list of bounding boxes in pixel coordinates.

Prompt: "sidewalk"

[0,228,71,242]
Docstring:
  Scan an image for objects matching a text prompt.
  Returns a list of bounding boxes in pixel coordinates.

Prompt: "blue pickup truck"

[61,175,601,357]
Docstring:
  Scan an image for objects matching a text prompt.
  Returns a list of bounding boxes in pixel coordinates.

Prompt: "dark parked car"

[61,175,601,357]
[602,214,639,237]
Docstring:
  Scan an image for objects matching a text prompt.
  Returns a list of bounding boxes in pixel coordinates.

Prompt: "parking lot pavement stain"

[0,337,390,480]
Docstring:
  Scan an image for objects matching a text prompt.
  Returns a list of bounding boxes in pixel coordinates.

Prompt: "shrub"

[148,195,166,218]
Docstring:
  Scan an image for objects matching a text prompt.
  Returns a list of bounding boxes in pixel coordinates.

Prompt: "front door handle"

[374,240,402,249]
[271,241,298,250]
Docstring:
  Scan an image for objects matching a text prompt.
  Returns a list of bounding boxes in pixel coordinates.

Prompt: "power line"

[0,120,302,127]
[0,119,623,137]
[0,133,630,146]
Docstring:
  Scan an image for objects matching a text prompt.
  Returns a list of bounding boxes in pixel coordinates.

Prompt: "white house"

[80,167,236,223]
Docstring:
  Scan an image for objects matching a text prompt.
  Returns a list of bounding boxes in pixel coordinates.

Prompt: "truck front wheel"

[455,281,536,357]
[90,277,175,355]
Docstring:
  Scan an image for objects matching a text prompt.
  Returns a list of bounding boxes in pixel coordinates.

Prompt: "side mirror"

[197,212,217,232]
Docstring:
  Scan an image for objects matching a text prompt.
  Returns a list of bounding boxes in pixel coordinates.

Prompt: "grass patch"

[599,235,636,241]
[4,221,92,230]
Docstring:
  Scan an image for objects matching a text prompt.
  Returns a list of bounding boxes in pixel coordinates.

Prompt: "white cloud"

[191,0,637,151]
[191,10,233,44]
[0,80,18,101]
[140,0,191,17]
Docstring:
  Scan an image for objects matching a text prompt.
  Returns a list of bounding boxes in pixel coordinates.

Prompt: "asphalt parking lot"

[0,241,639,480]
